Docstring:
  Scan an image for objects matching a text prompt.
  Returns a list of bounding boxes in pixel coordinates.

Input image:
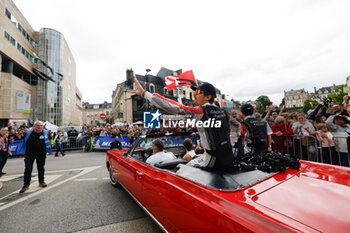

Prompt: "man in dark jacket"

[110,136,122,150]
[18,121,52,193]
[67,127,79,148]
[241,104,272,155]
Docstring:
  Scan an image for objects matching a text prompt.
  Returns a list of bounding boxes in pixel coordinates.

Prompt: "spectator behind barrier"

[315,123,338,165]
[326,114,350,167]
[271,116,293,153]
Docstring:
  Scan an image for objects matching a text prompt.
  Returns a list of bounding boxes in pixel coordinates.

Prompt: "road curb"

[0,182,3,190]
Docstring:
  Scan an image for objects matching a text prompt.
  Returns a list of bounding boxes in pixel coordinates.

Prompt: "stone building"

[82,101,112,125]
[284,89,310,108]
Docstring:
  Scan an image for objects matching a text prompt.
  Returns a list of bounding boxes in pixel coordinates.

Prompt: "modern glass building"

[36,28,64,125]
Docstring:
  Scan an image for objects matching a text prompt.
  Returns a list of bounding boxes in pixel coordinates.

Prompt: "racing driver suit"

[144,92,234,170]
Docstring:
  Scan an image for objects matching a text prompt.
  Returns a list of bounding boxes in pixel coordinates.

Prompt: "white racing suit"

[144,91,232,170]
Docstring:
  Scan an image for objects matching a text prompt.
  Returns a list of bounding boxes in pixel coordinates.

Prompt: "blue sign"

[143,110,161,129]
[91,136,132,151]
[9,140,25,156]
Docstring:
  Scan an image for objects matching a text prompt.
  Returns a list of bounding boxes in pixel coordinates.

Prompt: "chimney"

[314,86,316,93]
[126,68,134,80]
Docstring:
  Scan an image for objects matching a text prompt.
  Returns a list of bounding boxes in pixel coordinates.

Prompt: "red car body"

[106,136,350,233]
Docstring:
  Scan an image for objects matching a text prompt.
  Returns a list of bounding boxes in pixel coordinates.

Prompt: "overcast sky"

[14,0,350,105]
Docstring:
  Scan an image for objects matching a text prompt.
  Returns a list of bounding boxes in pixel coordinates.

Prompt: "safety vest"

[17,129,52,155]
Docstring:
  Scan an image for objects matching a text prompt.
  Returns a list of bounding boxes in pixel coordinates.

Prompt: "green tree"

[105,116,113,125]
[327,84,346,104]
[279,98,285,108]
[256,95,272,113]
[303,99,319,114]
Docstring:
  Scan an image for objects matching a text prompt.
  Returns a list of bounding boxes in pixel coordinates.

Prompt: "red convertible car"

[106,133,350,233]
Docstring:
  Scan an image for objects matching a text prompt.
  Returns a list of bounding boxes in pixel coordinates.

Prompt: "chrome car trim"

[118,182,168,233]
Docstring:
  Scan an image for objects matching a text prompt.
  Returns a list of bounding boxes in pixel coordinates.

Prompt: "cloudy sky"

[14,0,350,105]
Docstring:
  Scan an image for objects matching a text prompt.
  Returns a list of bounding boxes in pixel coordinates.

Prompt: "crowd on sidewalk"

[233,96,350,167]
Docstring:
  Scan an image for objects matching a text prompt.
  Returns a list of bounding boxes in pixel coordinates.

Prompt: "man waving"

[132,76,234,171]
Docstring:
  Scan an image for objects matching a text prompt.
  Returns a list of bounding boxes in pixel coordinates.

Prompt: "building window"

[150,84,155,93]
[67,97,71,103]
[5,8,11,19]
[190,92,193,100]
[164,87,168,95]
[4,31,10,40]
[10,36,15,46]
[17,43,22,51]
[174,89,178,97]
[183,90,186,96]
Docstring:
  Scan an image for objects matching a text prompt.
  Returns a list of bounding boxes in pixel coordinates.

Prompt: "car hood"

[252,162,350,232]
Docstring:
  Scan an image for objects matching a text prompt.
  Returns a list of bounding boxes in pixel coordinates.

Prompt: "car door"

[114,153,149,203]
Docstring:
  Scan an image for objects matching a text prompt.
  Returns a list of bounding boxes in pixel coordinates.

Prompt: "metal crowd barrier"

[52,136,83,151]
[271,135,350,167]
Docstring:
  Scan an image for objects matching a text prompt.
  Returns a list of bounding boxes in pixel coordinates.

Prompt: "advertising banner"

[16,91,24,112]
[9,140,24,156]
[24,93,31,113]
[90,136,132,151]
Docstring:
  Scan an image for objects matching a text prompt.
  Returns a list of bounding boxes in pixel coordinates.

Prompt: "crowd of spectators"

[246,96,350,167]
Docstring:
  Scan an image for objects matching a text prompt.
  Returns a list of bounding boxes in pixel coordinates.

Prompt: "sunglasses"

[195,89,203,95]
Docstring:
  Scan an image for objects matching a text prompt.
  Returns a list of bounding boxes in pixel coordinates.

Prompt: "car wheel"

[109,167,120,187]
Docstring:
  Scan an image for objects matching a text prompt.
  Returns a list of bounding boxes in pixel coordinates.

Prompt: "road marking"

[26,175,61,193]
[0,174,22,182]
[0,166,101,212]
[102,177,109,180]
[75,217,162,233]
[0,167,95,182]
[0,174,62,201]
[74,178,98,181]
[0,202,5,206]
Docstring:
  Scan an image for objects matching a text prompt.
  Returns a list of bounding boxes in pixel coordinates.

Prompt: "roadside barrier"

[9,136,133,155]
[271,135,350,167]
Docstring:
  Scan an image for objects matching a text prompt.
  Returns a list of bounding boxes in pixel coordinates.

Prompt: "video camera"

[322,97,332,108]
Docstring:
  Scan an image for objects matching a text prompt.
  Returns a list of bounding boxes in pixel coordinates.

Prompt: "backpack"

[202,105,234,170]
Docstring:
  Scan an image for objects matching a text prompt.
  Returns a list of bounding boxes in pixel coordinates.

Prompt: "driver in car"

[146,139,176,166]
[132,76,234,171]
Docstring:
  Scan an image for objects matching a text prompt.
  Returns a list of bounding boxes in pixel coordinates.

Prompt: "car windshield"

[135,135,196,150]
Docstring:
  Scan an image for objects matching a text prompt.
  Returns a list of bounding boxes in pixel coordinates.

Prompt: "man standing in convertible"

[132,76,234,171]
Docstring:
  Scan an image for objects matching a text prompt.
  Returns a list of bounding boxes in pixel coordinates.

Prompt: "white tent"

[112,122,124,127]
[43,121,59,133]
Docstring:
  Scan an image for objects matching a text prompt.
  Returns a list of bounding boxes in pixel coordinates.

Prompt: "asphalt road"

[0,151,162,233]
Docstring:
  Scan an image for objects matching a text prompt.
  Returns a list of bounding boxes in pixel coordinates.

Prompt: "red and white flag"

[165,70,197,91]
